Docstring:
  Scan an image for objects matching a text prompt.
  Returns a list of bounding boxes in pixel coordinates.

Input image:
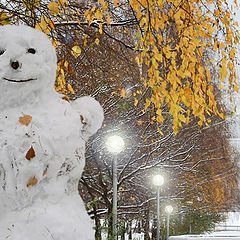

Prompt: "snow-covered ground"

[169,232,240,240]
[100,212,240,240]
[215,212,240,231]
[170,212,240,240]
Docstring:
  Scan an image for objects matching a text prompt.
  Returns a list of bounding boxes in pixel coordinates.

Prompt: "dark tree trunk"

[152,218,157,240]
[94,211,102,240]
[107,208,113,240]
[128,220,132,240]
[120,220,126,239]
[144,208,151,240]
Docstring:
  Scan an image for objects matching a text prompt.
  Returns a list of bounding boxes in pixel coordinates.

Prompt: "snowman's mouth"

[2,77,37,83]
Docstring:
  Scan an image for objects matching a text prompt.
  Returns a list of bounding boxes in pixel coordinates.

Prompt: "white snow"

[170,231,240,240]
[0,25,104,239]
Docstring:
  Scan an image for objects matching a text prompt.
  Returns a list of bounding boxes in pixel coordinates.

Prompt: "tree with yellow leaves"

[1,0,239,133]
[82,0,240,133]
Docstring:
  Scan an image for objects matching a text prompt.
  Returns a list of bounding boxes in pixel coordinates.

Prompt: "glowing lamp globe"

[152,174,164,186]
[165,205,173,214]
[106,135,124,154]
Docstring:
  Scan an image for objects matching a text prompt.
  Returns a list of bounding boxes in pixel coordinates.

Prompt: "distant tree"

[168,210,225,237]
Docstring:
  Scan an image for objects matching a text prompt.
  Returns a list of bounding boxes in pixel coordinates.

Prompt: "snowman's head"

[0,25,57,109]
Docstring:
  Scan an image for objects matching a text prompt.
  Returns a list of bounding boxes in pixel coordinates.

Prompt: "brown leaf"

[62,96,70,102]
[19,115,32,126]
[25,146,35,161]
[26,176,38,187]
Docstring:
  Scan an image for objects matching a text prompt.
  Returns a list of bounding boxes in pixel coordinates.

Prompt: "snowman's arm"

[71,96,104,139]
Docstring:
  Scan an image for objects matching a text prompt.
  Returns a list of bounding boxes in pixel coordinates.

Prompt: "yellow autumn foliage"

[5,0,238,133]
[82,0,240,133]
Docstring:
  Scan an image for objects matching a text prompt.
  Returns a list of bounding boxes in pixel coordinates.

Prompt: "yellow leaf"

[137,121,143,125]
[219,83,223,89]
[71,45,81,58]
[95,38,100,45]
[47,19,55,30]
[219,113,225,119]
[0,11,10,25]
[107,13,111,25]
[48,2,59,15]
[19,115,32,126]
[135,56,140,66]
[145,98,151,110]
[157,127,164,136]
[114,0,119,7]
[136,9,142,19]
[229,47,236,60]
[233,84,239,92]
[57,0,68,7]
[219,42,225,49]
[95,9,103,20]
[120,88,126,98]
[52,38,59,48]
[67,83,75,94]
[35,15,51,34]
[99,22,103,34]
[134,98,139,106]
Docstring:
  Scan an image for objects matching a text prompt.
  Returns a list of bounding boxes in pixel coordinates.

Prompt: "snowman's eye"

[27,48,36,54]
[0,49,5,56]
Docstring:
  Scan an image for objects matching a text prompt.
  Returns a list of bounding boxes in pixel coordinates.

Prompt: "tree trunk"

[128,220,132,240]
[152,218,157,240]
[107,208,113,240]
[94,211,102,240]
[144,208,151,240]
[120,220,126,240]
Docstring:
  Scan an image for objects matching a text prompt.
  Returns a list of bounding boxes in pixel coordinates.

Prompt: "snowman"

[0,25,104,240]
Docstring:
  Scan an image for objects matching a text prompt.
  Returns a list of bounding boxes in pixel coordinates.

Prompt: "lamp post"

[106,135,124,240]
[152,174,164,240]
[165,205,173,240]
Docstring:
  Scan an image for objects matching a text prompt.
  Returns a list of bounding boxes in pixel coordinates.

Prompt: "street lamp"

[106,135,124,240]
[165,205,173,240]
[152,174,164,240]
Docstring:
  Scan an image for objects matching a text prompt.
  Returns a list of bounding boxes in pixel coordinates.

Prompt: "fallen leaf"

[19,115,32,126]
[43,168,47,176]
[26,176,38,187]
[25,146,35,161]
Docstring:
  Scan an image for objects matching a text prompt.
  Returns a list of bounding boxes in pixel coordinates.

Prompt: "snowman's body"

[0,25,103,239]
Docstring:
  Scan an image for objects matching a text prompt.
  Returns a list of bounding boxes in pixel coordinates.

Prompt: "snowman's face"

[0,25,57,107]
